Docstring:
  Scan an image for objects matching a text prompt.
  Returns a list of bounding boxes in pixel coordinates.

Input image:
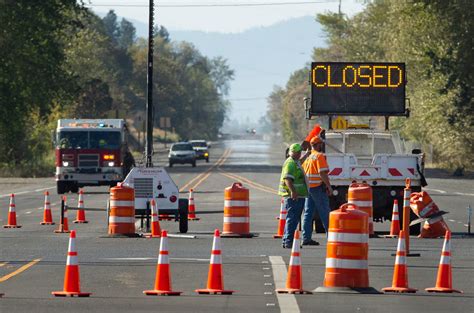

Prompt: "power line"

[85,1,339,8]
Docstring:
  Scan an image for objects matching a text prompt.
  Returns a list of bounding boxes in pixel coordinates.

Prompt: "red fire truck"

[54,119,135,194]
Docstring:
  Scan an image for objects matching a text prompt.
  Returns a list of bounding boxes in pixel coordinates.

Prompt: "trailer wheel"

[178,198,189,233]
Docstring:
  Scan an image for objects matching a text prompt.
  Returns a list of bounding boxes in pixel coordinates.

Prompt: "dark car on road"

[189,140,209,163]
[168,142,196,167]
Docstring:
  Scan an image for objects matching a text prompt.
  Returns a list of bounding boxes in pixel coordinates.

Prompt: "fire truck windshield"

[57,131,121,149]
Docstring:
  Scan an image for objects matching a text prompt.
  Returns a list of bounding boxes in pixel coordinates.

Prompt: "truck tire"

[70,184,79,194]
[192,161,196,168]
[178,198,189,233]
[206,157,209,163]
[169,162,173,168]
[57,181,67,194]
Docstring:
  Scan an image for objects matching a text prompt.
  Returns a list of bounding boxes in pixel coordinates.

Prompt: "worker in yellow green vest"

[278,143,309,248]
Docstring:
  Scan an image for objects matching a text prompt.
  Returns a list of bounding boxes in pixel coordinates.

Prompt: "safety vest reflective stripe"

[419,201,436,217]
[110,200,134,207]
[66,256,78,265]
[348,200,372,207]
[325,258,368,269]
[109,216,135,223]
[223,217,249,223]
[328,232,368,243]
[224,200,249,207]
[210,254,222,264]
[306,174,320,178]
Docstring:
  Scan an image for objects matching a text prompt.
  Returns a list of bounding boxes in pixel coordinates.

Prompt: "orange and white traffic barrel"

[348,183,374,237]
[315,203,378,294]
[221,182,253,238]
[410,191,449,238]
[108,183,136,237]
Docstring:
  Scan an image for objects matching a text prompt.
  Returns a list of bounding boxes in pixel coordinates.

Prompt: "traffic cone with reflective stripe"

[52,230,91,297]
[273,199,287,238]
[426,231,462,293]
[382,230,417,293]
[384,200,400,238]
[276,198,283,219]
[3,194,21,228]
[40,191,55,225]
[196,229,234,295]
[144,230,182,295]
[188,189,200,221]
[146,199,161,238]
[55,197,70,233]
[276,230,311,294]
[74,189,88,223]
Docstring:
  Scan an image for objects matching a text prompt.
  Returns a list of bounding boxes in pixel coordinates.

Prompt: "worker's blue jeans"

[303,185,330,242]
[282,197,305,247]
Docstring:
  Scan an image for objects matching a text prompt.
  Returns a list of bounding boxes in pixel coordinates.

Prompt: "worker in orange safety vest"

[301,136,333,245]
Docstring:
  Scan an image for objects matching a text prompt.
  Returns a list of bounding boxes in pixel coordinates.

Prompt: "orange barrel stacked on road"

[347,183,374,236]
[315,203,377,294]
[221,182,253,238]
[108,183,136,236]
[410,191,449,238]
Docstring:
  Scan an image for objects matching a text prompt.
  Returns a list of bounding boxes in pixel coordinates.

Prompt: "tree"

[102,10,119,41]
[118,18,136,49]
[0,0,84,164]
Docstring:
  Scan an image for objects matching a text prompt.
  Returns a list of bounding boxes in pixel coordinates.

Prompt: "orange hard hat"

[310,136,323,144]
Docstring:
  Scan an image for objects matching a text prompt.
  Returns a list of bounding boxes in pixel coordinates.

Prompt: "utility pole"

[145,0,155,167]
[338,0,342,15]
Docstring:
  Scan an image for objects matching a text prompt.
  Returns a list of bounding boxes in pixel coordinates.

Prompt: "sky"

[85,0,365,33]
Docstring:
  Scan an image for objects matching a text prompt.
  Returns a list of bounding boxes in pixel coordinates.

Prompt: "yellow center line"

[0,262,7,267]
[0,259,41,283]
[179,148,231,192]
[218,165,278,194]
[219,170,278,195]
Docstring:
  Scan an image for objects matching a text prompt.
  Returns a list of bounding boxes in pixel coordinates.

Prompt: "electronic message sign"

[310,62,407,116]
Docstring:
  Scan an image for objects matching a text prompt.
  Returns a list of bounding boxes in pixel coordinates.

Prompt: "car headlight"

[107,161,115,167]
[62,161,71,167]
[204,152,209,157]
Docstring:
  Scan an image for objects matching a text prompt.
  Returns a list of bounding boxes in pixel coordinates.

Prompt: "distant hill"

[169,16,324,122]
[97,13,324,122]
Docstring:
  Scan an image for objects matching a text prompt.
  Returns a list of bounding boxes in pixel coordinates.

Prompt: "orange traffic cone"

[52,230,91,297]
[144,230,182,295]
[146,199,161,238]
[188,189,200,221]
[384,200,400,238]
[196,229,234,295]
[276,198,283,219]
[3,194,21,228]
[40,191,55,225]
[276,230,311,294]
[273,200,287,238]
[382,230,417,293]
[426,231,463,293]
[74,189,88,223]
[55,197,70,233]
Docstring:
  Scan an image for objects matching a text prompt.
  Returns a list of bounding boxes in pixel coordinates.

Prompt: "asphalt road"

[0,139,473,313]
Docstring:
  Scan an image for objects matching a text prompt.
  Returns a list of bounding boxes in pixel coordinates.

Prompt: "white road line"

[25,211,32,214]
[454,192,474,197]
[448,219,456,222]
[269,256,300,313]
[424,188,447,194]
[0,186,55,199]
[34,187,55,192]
